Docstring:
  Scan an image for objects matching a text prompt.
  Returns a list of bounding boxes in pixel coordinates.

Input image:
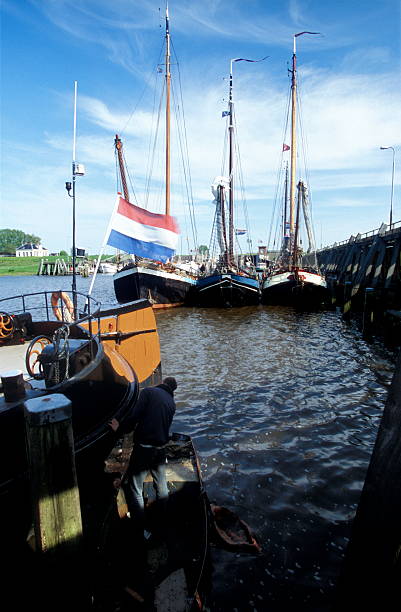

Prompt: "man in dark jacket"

[109,376,177,535]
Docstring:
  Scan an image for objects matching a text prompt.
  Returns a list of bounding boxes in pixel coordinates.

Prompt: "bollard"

[24,394,83,555]
[342,281,352,320]
[1,369,26,403]
[362,287,375,336]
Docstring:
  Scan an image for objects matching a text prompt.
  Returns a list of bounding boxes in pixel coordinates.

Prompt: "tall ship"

[261,33,328,308]
[189,58,261,307]
[111,9,198,308]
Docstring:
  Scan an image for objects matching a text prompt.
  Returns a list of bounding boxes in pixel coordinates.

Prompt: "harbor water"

[1,275,396,611]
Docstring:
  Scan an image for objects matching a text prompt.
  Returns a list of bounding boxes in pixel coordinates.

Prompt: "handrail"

[316,219,401,252]
[0,290,102,341]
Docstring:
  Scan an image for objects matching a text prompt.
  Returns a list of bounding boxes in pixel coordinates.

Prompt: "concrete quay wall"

[303,224,401,343]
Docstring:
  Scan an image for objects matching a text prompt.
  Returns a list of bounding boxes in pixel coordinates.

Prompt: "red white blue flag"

[107,197,179,262]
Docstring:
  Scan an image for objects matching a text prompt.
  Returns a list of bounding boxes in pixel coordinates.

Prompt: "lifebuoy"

[0,312,14,339]
[51,292,75,322]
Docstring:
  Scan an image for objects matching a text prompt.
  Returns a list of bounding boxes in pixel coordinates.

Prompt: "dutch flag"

[107,197,179,263]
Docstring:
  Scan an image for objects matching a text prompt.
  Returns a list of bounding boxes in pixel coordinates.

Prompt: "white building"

[16,243,49,257]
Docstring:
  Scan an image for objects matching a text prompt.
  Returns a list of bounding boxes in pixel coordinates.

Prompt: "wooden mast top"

[114,134,129,202]
[165,6,171,217]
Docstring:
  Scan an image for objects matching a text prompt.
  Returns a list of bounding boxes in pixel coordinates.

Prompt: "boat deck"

[0,342,47,398]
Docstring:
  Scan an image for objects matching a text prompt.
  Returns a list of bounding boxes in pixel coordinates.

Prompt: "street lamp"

[380,145,395,229]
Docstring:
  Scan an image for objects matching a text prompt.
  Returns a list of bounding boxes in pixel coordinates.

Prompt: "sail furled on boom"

[212,176,230,258]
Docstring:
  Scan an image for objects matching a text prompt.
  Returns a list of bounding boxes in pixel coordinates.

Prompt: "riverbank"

[0,255,111,276]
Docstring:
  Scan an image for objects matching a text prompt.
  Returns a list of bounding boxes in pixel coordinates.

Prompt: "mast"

[293,181,302,268]
[165,6,171,216]
[283,161,289,249]
[289,31,320,267]
[114,134,129,201]
[289,37,297,261]
[228,59,235,267]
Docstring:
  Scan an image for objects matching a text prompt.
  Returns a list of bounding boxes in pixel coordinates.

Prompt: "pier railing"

[317,218,401,253]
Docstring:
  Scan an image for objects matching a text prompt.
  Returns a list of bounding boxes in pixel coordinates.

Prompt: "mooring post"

[330,278,337,307]
[362,287,375,336]
[343,281,352,319]
[333,349,401,610]
[24,394,83,554]
[24,394,92,607]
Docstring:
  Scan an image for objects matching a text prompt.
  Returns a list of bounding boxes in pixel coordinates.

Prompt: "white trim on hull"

[262,269,328,306]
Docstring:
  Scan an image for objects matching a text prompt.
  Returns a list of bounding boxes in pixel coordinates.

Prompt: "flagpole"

[87,194,122,299]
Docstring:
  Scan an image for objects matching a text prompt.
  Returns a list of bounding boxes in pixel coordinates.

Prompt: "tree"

[0,229,42,254]
[198,245,209,256]
[59,250,68,257]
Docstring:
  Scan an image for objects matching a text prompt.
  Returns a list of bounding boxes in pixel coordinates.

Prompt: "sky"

[1,0,400,256]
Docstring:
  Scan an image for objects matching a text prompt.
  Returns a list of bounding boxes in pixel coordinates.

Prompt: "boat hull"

[0,293,162,553]
[189,273,260,307]
[114,265,197,308]
[261,269,328,307]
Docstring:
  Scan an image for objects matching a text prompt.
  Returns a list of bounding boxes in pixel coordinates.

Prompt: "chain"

[51,325,71,383]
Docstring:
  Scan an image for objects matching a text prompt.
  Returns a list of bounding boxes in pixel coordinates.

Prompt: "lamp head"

[65,181,72,194]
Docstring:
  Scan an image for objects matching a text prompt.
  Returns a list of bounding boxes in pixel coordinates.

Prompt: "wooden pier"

[303,222,401,343]
[37,258,71,276]
[37,258,91,277]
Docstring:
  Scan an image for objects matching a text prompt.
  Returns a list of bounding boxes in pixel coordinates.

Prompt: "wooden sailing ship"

[261,34,328,308]
[112,9,198,309]
[189,60,260,308]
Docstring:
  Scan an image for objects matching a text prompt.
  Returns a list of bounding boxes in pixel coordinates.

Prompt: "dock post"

[24,394,83,554]
[333,349,401,610]
[362,287,375,337]
[330,278,337,307]
[23,394,89,607]
[342,281,352,320]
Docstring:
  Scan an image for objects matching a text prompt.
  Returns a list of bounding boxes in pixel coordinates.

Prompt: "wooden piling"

[333,349,401,610]
[362,287,375,336]
[24,394,83,555]
[342,281,352,319]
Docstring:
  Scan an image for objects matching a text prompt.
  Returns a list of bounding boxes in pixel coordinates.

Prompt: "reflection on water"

[2,276,396,611]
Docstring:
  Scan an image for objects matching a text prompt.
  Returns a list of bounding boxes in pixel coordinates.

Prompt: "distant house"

[16,243,49,257]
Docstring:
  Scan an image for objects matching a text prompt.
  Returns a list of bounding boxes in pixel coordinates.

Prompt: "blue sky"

[1,0,400,255]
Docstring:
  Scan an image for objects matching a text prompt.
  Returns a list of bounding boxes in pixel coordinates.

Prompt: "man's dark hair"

[163,376,177,391]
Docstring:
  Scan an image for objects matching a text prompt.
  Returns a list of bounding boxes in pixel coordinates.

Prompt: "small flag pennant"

[222,110,231,117]
[235,229,247,235]
[233,56,269,63]
[283,144,290,151]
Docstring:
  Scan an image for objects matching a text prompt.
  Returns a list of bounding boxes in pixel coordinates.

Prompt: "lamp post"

[65,81,85,315]
[380,145,395,229]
